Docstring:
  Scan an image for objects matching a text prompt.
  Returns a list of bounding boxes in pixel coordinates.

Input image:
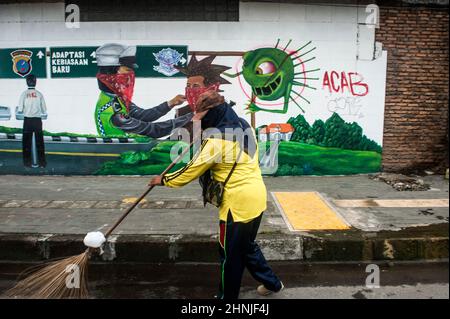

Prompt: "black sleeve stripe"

[164,139,209,183]
[164,139,207,182]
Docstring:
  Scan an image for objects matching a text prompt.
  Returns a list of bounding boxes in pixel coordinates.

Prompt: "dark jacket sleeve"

[128,102,172,122]
[111,112,194,138]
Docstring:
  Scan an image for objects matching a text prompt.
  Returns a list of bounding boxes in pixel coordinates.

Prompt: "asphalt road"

[0,261,447,299]
[240,283,449,299]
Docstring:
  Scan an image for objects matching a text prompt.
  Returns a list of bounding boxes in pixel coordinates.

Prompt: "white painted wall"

[0,2,386,144]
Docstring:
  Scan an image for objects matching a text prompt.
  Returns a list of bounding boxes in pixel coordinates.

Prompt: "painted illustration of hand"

[195,91,224,113]
[168,94,186,108]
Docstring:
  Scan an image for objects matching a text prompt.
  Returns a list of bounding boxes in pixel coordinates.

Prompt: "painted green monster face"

[242,48,294,101]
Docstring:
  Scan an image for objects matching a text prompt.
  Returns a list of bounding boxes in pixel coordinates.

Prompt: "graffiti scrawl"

[322,71,369,96]
[327,96,364,118]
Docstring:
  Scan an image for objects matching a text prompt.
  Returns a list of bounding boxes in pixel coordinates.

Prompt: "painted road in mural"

[0,136,156,175]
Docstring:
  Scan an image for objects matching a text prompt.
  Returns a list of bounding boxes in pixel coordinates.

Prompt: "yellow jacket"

[162,138,267,223]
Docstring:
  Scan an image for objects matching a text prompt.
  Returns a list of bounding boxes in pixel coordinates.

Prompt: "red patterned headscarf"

[97,72,135,111]
[185,83,220,112]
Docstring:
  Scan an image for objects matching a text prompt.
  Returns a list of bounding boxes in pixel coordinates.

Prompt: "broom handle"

[104,139,197,238]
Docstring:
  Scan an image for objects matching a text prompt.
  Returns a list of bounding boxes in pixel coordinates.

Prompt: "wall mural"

[0,41,383,176]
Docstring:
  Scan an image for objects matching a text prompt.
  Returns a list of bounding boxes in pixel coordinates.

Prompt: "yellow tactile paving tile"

[122,197,147,204]
[334,199,449,208]
[273,192,350,231]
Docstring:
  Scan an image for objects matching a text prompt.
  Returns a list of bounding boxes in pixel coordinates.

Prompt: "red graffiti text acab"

[322,71,369,96]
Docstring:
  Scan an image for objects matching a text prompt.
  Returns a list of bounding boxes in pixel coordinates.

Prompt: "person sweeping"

[149,55,283,299]
[4,55,279,300]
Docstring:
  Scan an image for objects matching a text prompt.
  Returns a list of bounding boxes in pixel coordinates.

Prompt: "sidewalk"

[0,174,448,262]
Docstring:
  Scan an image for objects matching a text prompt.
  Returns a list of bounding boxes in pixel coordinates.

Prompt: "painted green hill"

[272,141,381,176]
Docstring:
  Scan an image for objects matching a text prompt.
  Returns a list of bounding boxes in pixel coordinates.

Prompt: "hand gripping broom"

[4,140,196,299]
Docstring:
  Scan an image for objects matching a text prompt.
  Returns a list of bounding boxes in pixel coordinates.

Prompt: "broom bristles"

[4,251,90,299]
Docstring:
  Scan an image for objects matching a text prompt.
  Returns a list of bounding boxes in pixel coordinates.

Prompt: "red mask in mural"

[97,72,136,111]
[185,83,220,111]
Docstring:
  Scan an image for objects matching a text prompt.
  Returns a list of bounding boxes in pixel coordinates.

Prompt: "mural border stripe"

[0,134,135,144]
[0,149,120,157]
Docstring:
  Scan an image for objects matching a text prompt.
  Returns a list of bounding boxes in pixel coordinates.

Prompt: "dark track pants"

[22,117,46,167]
[218,211,282,299]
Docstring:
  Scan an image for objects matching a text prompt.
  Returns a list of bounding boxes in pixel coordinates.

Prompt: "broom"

[3,140,196,299]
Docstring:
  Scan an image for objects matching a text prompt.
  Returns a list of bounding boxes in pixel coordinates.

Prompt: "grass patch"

[269,141,381,176]
[95,140,381,176]
[95,141,192,175]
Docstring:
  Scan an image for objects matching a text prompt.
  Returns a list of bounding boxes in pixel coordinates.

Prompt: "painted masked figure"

[94,43,193,138]
[172,55,231,141]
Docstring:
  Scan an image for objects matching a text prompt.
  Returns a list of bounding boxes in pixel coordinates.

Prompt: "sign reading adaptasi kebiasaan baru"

[49,45,188,78]
[0,48,47,78]
[50,46,98,78]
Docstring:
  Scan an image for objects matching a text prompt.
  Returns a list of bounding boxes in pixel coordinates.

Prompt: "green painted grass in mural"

[95,141,191,175]
[95,139,381,176]
[272,141,381,176]
[1,123,381,176]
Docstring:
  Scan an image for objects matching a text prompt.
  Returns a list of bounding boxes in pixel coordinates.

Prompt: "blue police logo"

[153,48,186,77]
[11,50,33,77]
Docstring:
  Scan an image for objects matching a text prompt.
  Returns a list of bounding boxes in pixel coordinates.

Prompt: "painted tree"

[323,113,348,148]
[359,135,382,153]
[286,112,381,153]
[311,119,326,145]
[343,122,363,150]
[288,114,311,142]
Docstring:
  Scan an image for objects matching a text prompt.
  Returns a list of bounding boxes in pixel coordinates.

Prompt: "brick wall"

[376,6,449,173]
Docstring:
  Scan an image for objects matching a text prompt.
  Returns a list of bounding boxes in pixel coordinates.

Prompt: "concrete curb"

[0,224,447,263]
